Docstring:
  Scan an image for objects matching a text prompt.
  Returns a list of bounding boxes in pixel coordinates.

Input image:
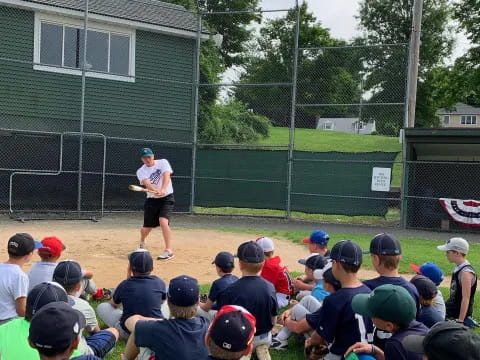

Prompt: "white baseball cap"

[437,237,469,254]
[255,237,274,252]
[313,260,332,280]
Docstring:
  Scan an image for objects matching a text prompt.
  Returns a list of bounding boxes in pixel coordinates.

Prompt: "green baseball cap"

[140,147,154,157]
[352,284,416,326]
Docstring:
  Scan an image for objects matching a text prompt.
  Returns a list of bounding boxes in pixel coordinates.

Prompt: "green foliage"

[200,100,271,144]
[235,3,350,127]
[358,0,454,131]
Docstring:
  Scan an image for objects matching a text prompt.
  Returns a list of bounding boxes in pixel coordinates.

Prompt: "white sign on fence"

[371,167,391,192]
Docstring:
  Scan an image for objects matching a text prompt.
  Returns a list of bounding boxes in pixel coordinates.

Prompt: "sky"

[260,0,470,60]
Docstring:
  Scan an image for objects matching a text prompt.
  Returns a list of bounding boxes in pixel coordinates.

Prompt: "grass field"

[99,229,479,359]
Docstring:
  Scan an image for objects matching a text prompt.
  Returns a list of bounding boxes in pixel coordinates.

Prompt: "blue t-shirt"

[364,276,420,312]
[385,321,428,360]
[417,306,443,328]
[135,317,210,359]
[208,274,238,310]
[217,276,278,336]
[306,285,374,357]
[312,280,330,302]
[113,275,166,333]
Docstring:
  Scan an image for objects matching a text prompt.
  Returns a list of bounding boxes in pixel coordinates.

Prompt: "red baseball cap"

[38,236,65,258]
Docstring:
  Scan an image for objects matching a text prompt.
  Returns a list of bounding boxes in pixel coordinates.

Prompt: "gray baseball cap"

[437,237,469,254]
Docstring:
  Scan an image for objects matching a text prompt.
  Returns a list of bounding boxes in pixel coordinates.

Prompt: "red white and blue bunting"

[440,198,480,228]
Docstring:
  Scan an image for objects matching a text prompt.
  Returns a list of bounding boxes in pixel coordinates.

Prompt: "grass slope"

[260,127,401,153]
[98,229,479,359]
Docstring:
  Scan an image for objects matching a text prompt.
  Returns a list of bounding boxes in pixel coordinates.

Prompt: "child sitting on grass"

[197,251,238,320]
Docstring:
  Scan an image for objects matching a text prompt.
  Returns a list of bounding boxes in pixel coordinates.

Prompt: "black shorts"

[143,194,175,228]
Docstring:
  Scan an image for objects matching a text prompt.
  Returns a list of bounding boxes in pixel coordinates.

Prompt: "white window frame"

[461,115,477,125]
[323,121,334,130]
[33,12,136,83]
[443,115,450,125]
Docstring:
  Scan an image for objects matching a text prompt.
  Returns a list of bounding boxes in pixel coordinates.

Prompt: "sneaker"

[157,250,174,260]
[270,337,288,351]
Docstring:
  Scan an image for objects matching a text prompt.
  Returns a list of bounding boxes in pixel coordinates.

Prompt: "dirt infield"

[0,215,312,287]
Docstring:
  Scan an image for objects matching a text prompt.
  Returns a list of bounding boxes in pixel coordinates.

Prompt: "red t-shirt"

[261,256,293,295]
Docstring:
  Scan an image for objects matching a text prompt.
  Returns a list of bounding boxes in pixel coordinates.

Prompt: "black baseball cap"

[29,301,86,352]
[7,233,42,257]
[323,268,341,290]
[366,233,402,255]
[26,282,69,319]
[209,305,256,353]
[128,249,154,274]
[237,241,264,264]
[330,240,363,266]
[53,260,83,286]
[305,254,327,270]
[213,251,235,268]
[402,321,480,360]
[168,275,199,307]
[410,275,437,300]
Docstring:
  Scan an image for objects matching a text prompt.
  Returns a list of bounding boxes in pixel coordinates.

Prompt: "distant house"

[316,117,376,135]
[437,103,480,128]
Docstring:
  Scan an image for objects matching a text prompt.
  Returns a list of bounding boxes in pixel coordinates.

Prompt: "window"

[443,115,450,125]
[461,115,477,125]
[323,121,334,130]
[34,14,135,82]
[355,121,365,130]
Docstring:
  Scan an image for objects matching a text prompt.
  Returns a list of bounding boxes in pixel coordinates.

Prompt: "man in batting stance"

[136,148,174,260]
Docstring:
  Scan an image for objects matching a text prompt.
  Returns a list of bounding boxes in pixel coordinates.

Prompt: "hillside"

[260,127,402,153]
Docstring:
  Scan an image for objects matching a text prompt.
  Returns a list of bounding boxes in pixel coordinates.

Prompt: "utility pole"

[406,0,423,128]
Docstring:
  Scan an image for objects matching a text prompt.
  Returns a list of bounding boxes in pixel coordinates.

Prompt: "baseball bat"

[128,185,157,194]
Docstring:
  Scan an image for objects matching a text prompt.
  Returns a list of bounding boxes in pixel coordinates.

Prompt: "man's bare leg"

[140,227,152,248]
[159,217,172,252]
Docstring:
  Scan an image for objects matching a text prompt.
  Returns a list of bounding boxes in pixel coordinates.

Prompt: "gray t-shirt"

[28,261,57,292]
[434,289,446,319]
[69,295,98,355]
[0,263,29,321]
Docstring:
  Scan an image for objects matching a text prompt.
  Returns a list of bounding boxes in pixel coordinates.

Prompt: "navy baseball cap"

[212,251,235,268]
[330,240,363,266]
[26,282,69,319]
[168,275,199,307]
[366,233,401,255]
[403,322,480,360]
[303,230,329,245]
[53,260,83,286]
[409,262,444,286]
[29,301,86,352]
[128,249,154,274]
[410,275,437,300]
[140,147,154,157]
[237,241,264,264]
[8,233,42,257]
[305,254,327,270]
[209,305,256,353]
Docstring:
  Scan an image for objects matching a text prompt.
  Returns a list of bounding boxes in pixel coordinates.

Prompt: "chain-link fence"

[2,0,474,231]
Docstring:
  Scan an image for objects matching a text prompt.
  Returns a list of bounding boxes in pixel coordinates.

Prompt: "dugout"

[404,128,480,231]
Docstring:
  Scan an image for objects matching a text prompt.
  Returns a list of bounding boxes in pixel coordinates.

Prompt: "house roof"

[18,0,199,33]
[437,103,480,115]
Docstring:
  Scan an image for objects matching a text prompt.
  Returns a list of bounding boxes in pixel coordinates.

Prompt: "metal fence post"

[77,0,89,212]
[189,11,202,214]
[286,0,301,218]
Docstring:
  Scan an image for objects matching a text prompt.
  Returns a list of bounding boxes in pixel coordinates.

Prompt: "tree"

[235,3,357,128]
[358,0,453,132]
[451,0,480,105]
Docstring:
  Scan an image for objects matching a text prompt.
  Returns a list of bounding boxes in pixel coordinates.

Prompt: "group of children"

[0,230,478,360]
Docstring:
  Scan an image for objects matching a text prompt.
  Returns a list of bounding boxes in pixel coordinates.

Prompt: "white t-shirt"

[136,159,174,198]
[28,261,58,292]
[69,295,98,355]
[0,263,29,321]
